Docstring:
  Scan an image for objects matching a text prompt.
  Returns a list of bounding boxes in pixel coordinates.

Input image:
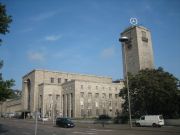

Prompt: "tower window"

[142,31,148,42]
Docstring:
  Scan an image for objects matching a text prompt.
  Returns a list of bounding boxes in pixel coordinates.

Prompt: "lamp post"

[119,36,132,128]
[23,80,28,120]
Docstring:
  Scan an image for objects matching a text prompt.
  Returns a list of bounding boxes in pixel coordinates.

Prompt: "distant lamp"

[119,36,129,42]
[24,80,28,83]
[119,35,132,128]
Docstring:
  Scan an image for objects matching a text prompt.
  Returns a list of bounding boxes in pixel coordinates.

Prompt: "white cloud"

[45,34,62,41]
[101,47,115,59]
[30,10,60,22]
[28,51,45,62]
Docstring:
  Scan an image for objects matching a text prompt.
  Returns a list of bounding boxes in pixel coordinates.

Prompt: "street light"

[119,36,132,128]
[23,80,28,120]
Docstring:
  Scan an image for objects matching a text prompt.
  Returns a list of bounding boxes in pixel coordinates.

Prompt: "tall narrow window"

[65,79,68,82]
[109,93,112,99]
[115,94,118,99]
[142,31,148,43]
[50,78,54,83]
[58,78,61,83]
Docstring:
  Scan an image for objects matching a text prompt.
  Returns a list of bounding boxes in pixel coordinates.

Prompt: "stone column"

[63,94,67,117]
[65,94,68,117]
[71,93,73,118]
[68,93,71,117]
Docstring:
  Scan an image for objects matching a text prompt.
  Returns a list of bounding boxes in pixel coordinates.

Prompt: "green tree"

[0,79,15,101]
[0,3,12,43]
[120,68,180,119]
[0,3,14,101]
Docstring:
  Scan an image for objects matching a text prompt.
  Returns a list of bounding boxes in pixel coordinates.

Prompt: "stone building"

[1,25,155,119]
[21,69,124,118]
[120,26,154,77]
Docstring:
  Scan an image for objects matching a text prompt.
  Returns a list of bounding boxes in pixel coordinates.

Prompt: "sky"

[0,0,180,90]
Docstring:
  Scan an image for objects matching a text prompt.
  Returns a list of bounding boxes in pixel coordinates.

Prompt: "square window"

[80,92,84,98]
[102,93,106,99]
[95,93,99,98]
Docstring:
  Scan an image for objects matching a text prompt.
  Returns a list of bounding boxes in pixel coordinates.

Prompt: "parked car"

[39,117,49,121]
[135,115,164,127]
[56,118,75,128]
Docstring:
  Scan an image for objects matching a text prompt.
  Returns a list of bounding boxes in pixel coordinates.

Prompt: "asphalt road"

[0,119,180,135]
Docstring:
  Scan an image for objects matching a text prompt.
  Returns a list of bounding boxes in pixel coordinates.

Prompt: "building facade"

[1,25,155,119]
[121,26,154,77]
[20,69,124,119]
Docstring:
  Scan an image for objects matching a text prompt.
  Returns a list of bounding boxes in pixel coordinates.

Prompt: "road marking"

[72,131,96,134]
[90,129,113,132]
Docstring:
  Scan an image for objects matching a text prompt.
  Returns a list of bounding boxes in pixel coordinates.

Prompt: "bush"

[114,115,129,124]
[98,115,111,120]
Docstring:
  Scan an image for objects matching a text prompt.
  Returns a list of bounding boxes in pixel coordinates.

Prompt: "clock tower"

[120,26,154,77]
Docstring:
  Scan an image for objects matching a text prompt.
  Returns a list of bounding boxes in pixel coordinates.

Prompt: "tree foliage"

[0,3,12,43]
[0,79,15,101]
[0,3,14,101]
[120,67,180,119]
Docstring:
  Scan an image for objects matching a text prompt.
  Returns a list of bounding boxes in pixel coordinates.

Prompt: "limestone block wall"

[121,26,154,76]
[61,81,75,118]
[0,98,22,114]
[21,69,125,119]
[22,69,113,113]
[22,71,36,112]
[121,26,140,76]
[74,80,124,118]
[39,84,62,118]
[136,27,154,70]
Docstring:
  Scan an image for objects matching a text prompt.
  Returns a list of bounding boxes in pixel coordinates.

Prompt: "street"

[0,119,180,135]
